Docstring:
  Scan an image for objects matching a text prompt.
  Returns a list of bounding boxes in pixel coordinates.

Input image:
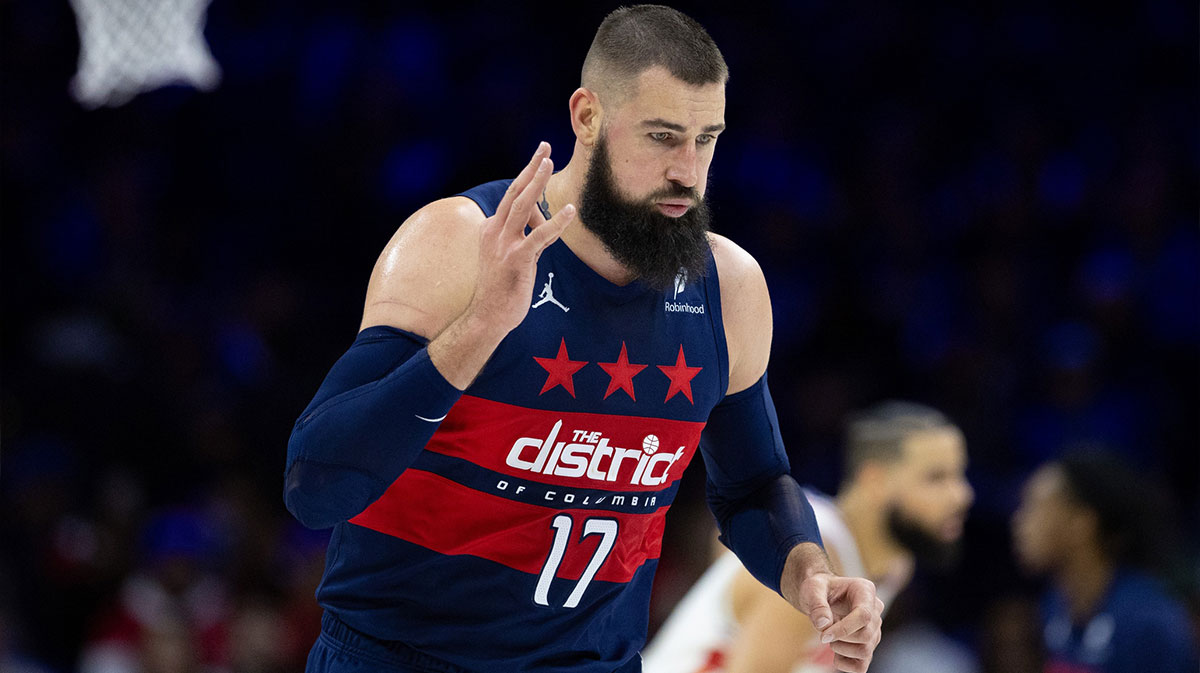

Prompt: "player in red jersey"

[643,401,974,673]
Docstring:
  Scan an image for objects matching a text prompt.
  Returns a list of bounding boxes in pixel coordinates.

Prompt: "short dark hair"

[1054,450,1171,570]
[844,400,957,476]
[582,5,728,99]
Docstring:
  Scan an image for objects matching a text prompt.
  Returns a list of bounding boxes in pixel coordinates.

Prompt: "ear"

[857,462,893,499]
[569,87,602,147]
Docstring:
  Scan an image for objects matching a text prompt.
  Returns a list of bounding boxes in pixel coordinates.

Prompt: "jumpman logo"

[532,272,570,312]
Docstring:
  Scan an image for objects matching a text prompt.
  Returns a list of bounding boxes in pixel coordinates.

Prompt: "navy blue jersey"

[315,180,730,672]
[1041,570,1198,673]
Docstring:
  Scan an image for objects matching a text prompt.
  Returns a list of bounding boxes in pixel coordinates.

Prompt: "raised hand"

[467,141,576,334]
[424,143,576,390]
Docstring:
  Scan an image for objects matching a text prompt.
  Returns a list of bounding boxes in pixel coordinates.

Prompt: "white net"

[68,0,222,109]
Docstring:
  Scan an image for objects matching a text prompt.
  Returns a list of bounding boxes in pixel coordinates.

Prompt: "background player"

[1011,451,1198,672]
[284,6,883,672]
[643,400,973,673]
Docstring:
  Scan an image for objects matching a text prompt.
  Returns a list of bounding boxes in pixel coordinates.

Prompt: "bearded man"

[643,401,974,673]
[284,6,884,672]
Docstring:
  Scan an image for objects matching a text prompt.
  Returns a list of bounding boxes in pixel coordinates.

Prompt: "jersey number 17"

[534,515,618,608]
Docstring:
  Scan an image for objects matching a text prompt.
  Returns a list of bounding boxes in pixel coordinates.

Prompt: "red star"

[597,342,647,401]
[533,338,588,397]
[658,345,703,404]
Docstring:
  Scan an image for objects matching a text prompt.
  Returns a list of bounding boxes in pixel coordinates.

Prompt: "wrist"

[780,541,832,603]
[427,309,510,390]
[461,297,522,340]
[457,305,513,343]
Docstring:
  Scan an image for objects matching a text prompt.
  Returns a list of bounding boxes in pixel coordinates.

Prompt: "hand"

[466,141,576,334]
[790,572,884,673]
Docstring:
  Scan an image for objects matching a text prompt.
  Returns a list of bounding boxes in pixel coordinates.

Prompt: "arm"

[703,234,827,591]
[285,144,576,528]
[706,235,882,673]
[724,569,815,673]
[724,544,849,673]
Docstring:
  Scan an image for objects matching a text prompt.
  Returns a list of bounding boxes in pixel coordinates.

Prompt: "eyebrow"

[641,118,726,133]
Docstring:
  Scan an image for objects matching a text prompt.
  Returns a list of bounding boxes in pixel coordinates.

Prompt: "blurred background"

[1,1,1196,671]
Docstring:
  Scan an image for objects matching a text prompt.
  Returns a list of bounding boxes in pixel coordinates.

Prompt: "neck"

[836,485,914,585]
[1055,547,1115,622]
[542,147,637,286]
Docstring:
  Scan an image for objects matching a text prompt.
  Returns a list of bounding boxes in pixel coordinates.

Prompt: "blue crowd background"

[1,1,1196,671]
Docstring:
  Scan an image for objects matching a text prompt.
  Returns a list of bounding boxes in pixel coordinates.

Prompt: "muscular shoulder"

[360,196,486,338]
[708,233,771,395]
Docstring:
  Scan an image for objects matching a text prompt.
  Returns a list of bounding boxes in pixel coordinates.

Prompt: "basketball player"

[284,6,884,672]
[642,401,974,673]
[1012,452,1198,673]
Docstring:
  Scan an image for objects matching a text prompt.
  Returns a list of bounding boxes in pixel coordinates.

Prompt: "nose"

[665,142,699,189]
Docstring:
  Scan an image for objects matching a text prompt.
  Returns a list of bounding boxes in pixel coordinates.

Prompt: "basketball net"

[68,0,221,109]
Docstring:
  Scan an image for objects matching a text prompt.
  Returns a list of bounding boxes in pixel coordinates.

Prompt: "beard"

[886,506,963,573]
[577,134,713,291]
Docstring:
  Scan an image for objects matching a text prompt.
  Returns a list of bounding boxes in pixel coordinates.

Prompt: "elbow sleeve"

[284,326,463,528]
[700,373,823,593]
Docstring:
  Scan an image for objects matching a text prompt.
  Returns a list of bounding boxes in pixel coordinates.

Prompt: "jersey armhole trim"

[702,251,731,399]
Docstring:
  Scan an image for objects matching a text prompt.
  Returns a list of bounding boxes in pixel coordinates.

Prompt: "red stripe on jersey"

[424,395,704,493]
[350,469,667,583]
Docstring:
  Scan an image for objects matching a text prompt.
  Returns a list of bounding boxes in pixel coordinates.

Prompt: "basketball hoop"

[68,0,222,109]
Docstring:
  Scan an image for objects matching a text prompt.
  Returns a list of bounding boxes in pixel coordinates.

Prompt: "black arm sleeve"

[699,373,823,593]
[284,326,463,529]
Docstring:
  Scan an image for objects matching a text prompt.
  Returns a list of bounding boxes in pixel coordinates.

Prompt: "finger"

[506,157,553,237]
[496,142,551,222]
[798,577,834,631]
[523,203,576,254]
[833,653,871,673]
[829,639,873,660]
[842,578,878,609]
[819,606,874,644]
[522,156,558,230]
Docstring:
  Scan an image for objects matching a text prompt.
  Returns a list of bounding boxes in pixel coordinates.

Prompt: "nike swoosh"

[415,414,447,423]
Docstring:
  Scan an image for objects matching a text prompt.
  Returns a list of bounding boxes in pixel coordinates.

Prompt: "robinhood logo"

[667,270,703,313]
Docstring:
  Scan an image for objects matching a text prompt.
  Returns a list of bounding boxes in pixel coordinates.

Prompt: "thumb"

[798,576,834,632]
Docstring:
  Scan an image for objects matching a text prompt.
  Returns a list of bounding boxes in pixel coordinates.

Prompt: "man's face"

[882,429,974,568]
[1011,465,1082,574]
[598,66,725,208]
[577,67,725,290]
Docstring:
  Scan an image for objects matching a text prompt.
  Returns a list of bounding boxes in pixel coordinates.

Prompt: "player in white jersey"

[643,401,974,673]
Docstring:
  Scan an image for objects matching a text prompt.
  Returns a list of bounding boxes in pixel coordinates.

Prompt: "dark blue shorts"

[305,612,470,673]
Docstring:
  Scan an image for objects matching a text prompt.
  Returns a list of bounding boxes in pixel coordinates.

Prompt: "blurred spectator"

[978,595,1043,673]
[1011,451,1198,672]
[275,523,330,672]
[228,596,288,673]
[79,508,231,673]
